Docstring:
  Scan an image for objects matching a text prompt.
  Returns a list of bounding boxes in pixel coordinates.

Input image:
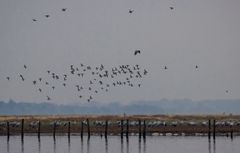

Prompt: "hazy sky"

[0,0,240,104]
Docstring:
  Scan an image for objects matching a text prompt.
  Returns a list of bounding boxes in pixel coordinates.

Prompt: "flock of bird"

[2,4,231,103]
[32,8,67,22]
[31,6,175,22]
[4,58,148,102]
[15,6,175,102]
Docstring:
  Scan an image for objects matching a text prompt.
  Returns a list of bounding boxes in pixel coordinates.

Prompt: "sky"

[0,0,240,104]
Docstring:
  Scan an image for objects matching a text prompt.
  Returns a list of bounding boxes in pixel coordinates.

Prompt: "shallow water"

[0,135,239,153]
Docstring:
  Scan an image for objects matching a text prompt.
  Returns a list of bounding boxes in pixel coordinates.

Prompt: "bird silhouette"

[164,66,168,70]
[195,65,198,69]
[47,96,51,101]
[62,8,67,12]
[129,9,134,14]
[19,74,24,81]
[45,15,50,18]
[170,7,174,10]
[134,50,141,55]
[32,19,37,22]
[6,77,10,81]
[33,80,37,85]
[24,65,27,69]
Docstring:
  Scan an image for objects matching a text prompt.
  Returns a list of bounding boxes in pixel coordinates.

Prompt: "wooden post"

[105,120,108,138]
[208,120,211,138]
[21,119,24,138]
[38,121,41,138]
[126,119,129,138]
[53,122,56,138]
[138,120,141,137]
[68,121,71,137]
[87,119,90,138]
[7,121,10,138]
[120,120,123,138]
[230,125,233,139]
[213,120,216,139]
[80,121,83,138]
[143,120,146,138]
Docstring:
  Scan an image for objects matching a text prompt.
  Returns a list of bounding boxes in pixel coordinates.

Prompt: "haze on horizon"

[0,0,240,104]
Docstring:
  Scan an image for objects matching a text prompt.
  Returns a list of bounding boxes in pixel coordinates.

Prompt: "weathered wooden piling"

[230,125,233,139]
[80,121,83,138]
[138,120,141,137]
[21,119,24,138]
[213,120,216,139]
[87,119,90,138]
[143,120,146,138]
[53,122,56,137]
[68,121,71,137]
[7,121,10,138]
[208,120,211,138]
[105,120,108,138]
[120,120,123,138]
[38,121,41,138]
[126,120,129,137]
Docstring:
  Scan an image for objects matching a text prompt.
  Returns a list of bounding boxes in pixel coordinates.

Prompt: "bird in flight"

[24,65,27,69]
[129,9,134,14]
[32,19,37,22]
[170,7,174,10]
[134,50,141,55]
[164,66,168,70]
[45,15,50,18]
[19,74,24,81]
[62,8,67,12]
[195,65,198,69]
[47,96,51,101]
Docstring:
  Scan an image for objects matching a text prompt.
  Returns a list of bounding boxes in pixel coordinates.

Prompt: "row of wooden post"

[5,119,233,139]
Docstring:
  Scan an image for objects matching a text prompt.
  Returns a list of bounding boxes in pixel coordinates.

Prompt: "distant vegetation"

[0,99,239,115]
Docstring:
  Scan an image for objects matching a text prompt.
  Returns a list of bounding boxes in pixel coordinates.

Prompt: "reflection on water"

[38,137,41,153]
[1,135,239,153]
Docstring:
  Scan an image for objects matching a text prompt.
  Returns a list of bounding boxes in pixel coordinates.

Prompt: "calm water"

[0,135,239,153]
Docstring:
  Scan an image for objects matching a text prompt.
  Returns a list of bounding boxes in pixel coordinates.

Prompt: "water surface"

[0,135,239,153]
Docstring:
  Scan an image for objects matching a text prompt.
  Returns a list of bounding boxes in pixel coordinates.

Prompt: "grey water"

[0,136,239,153]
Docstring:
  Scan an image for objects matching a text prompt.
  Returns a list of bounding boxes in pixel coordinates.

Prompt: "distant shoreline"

[1,114,240,136]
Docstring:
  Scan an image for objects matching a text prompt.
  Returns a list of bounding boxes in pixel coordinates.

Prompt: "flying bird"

[47,96,51,101]
[62,8,67,12]
[33,80,37,85]
[170,7,174,10]
[45,15,50,18]
[129,9,134,14]
[19,74,24,81]
[164,66,168,70]
[6,77,10,81]
[195,65,198,69]
[24,65,27,69]
[134,50,141,55]
[32,19,37,22]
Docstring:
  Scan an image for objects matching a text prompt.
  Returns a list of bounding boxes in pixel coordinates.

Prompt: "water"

[0,136,239,153]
